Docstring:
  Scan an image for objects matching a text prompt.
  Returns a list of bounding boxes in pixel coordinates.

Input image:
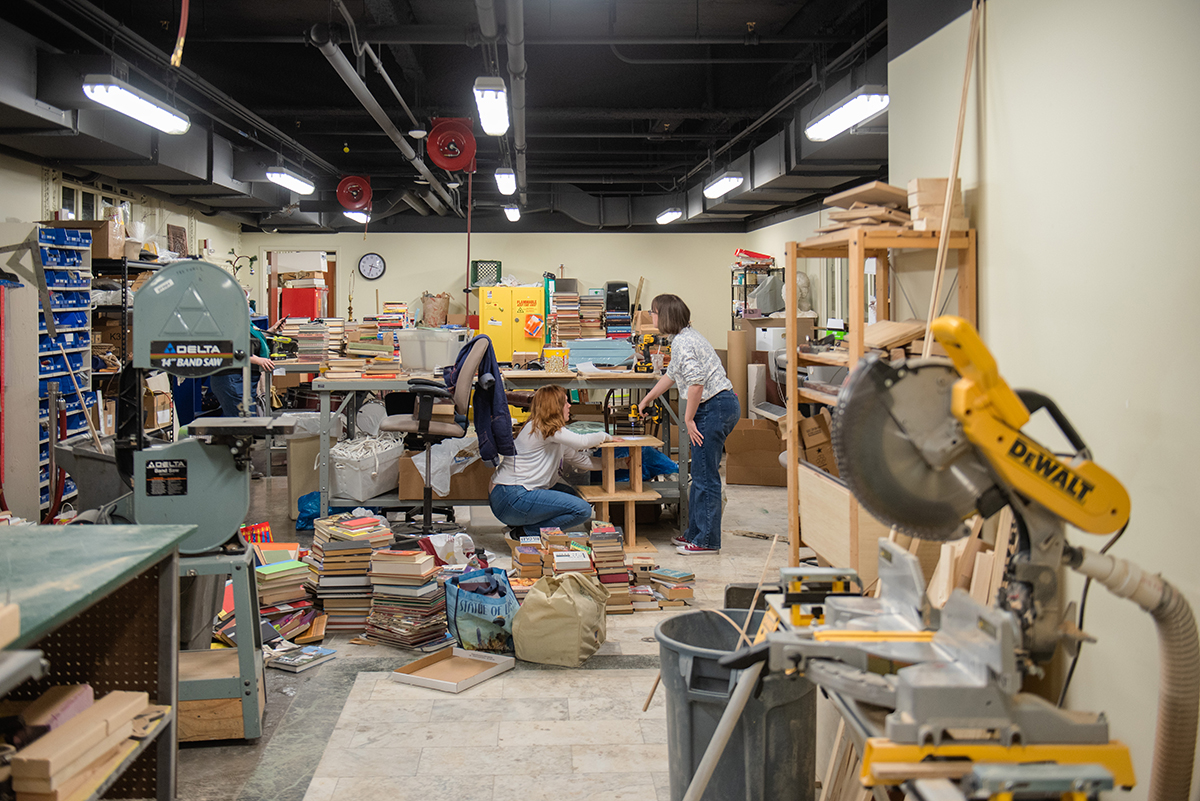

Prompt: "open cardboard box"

[390,647,514,693]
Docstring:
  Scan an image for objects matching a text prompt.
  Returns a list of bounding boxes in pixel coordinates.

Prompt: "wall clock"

[358,252,386,280]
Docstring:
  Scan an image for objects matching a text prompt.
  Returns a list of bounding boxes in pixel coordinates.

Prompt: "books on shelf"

[268,645,337,673]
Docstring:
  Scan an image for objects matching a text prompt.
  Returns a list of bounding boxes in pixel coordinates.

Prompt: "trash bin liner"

[655,609,815,801]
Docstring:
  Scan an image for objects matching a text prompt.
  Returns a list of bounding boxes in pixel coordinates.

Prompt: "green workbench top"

[1,525,196,650]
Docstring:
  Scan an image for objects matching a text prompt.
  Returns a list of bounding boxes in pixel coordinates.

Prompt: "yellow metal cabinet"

[477,286,543,361]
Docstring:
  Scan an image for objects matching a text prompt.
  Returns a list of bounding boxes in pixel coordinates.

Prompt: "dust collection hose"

[1067,546,1199,800]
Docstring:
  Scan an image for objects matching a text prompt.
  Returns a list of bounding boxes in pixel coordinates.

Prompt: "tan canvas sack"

[513,573,610,667]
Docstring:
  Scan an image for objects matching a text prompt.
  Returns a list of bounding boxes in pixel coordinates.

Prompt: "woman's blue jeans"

[684,390,741,549]
[489,482,593,537]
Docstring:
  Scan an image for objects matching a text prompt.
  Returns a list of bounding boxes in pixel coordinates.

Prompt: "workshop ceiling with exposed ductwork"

[0,0,889,233]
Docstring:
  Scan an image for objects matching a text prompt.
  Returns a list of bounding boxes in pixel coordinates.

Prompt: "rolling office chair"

[380,337,492,539]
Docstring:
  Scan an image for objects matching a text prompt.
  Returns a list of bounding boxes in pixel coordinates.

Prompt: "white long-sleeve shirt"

[491,425,608,491]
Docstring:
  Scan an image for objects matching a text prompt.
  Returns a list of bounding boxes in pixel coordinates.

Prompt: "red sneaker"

[670,535,690,547]
[676,543,720,555]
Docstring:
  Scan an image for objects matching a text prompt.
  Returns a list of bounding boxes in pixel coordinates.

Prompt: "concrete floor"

[176,469,804,801]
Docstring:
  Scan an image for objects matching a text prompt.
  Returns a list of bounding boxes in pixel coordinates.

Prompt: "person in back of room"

[489,384,617,540]
[637,293,739,555]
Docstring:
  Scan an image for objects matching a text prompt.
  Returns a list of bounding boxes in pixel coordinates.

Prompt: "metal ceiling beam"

[505,0,528,206]
[257,106,766,121]
[188,28,852,46]
[308,23,459,214]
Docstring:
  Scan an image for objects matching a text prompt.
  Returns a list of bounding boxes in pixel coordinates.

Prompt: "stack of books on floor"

[590,522,632,614]
[322,317,345,358]
[551,549,595,576]
[308,514,392,632]
[256,559,310,607]
[364,549,449,648]
[323,358,367,380]
[627,553,657,588]
[629,584,660,611]
[297,321,329,363]
[511,543,544,580]
[553,291,580,342]
[648,566,695,608]
[580,293,605,338]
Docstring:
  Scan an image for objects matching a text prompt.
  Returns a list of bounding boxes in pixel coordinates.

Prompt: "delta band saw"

[723,317,1198,800]
[120,259,295,553]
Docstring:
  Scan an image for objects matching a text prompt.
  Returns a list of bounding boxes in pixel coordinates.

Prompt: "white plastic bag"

[324,434,405,502]
[425,532,476,565]
[414,435,481,497]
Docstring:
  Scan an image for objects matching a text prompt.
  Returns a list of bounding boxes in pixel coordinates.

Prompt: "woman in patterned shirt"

[636,294,740,554]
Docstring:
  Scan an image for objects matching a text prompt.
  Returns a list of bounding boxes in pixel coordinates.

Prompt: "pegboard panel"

[10,562,168,798]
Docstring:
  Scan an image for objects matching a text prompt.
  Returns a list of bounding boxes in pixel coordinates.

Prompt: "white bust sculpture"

[797,271,817,317]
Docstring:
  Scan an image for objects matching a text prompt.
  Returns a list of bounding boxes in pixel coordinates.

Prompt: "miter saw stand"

[736,539,1133,800]
[104,260,297,739]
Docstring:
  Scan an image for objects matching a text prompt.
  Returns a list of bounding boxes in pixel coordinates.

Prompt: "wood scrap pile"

[908,177,967,231]
[815,178,970,233]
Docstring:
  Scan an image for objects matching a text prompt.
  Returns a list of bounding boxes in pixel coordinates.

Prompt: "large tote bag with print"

[445,567,520,652]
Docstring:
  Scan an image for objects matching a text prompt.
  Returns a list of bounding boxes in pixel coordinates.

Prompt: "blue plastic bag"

[594,445,679,484]
[295,491,376,530]
[445,567,520,652]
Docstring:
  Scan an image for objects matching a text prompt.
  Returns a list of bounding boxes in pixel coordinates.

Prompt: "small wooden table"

[579,436,664,547]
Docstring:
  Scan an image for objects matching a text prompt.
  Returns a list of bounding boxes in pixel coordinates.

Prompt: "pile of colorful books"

[364,549,448,648]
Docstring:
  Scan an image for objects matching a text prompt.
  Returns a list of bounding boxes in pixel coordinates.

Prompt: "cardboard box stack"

[308,514,392,632]
[725,419,787,487]
[907,177,966,232]
[798,408,838,477]
[648,566,695,608]
[590,522,632,614]
[364,549,449,648]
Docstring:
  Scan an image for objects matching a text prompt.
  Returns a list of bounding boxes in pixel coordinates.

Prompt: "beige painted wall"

[241,230,747,344]
[0,152,46,224]
[890,1,1200,794]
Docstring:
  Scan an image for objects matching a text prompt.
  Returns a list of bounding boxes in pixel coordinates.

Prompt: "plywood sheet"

[797,464,891,588]
[862,320,927,350]
[823,181,908,210]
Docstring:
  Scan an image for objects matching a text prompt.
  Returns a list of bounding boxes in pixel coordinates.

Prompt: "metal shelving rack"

[91,257,162,361]
[730,255,782,330]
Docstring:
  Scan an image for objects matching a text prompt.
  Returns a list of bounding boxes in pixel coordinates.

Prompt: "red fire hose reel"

[336,175,372,210]
[427,117,477,173]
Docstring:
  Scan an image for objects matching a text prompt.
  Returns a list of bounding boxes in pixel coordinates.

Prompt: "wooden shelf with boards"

[579,436,664,547]
[782,225,978,570]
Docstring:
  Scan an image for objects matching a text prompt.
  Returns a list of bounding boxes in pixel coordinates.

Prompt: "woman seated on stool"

[489,385,616,540]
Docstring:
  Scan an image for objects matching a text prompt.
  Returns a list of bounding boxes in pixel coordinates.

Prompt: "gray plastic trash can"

[655,609,815,801]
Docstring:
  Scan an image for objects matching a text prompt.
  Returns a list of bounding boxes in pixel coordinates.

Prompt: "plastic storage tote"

[655,609,815,801]
[395,328,469,372]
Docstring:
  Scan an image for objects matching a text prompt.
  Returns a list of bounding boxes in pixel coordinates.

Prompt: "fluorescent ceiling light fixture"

[344,211,370,223]
[656,208,683,225]
[81,74,191,135]
[703,170,743,199]
[503,205,521,222]
[473,76,510,136]
[495,168,517,196]
[265,167,315,195]
[804,86,890,142]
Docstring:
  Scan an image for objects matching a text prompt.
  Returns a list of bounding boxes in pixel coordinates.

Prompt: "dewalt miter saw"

[724,316,1197,799]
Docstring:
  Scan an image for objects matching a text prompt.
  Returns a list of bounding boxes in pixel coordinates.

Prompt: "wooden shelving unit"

[783,226,978,568]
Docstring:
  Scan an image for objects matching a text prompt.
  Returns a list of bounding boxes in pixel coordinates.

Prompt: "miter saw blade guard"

[833,354,998,541]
